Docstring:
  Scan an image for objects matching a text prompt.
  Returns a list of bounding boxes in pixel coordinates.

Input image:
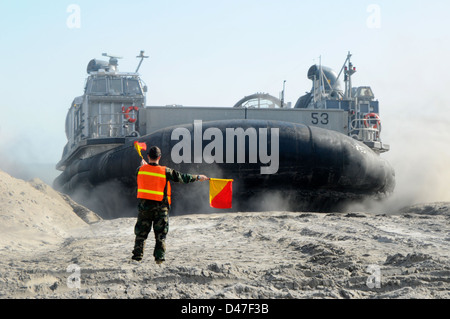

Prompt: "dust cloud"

[69,180,138,219]
[387,119,450,204]
[345,108,450,214]
[0,128,60,186]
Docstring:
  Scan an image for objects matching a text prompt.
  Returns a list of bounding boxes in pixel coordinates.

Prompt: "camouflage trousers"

[132,201,169,262]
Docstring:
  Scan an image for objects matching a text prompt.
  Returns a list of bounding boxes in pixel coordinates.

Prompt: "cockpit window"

[90,78,107,94]
[88,77,142,95]
[109,78,123,95]
[124,79,142,95]
[357,87,374,99]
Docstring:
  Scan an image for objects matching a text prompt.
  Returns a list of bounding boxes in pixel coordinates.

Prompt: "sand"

[0,169,448,299]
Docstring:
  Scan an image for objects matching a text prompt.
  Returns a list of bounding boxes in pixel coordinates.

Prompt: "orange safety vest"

[137,165,172,205]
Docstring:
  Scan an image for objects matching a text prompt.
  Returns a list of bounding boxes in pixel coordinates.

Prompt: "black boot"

[132,238,145,261]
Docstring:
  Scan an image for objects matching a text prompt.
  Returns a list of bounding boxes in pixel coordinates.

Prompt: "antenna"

[101,53,123,71]
[102,53,123,59]
[280,80,286,108]
[101,53,123,64]
[136,50,149,73]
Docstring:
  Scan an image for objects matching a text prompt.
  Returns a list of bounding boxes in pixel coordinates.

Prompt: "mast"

[344,51,356,99]
[136,50,149,73]
[280,80,286,108]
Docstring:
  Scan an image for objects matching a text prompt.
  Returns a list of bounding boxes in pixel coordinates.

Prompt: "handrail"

[349,118,380,143]
[88,111,136,138]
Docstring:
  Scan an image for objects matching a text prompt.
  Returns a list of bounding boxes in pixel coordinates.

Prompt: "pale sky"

[1,0,449,202]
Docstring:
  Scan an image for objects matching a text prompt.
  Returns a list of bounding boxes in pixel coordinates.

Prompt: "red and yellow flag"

[209,178,233,209]
[134,141,147,158]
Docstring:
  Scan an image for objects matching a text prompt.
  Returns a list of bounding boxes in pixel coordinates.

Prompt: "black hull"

[54,120,395,218]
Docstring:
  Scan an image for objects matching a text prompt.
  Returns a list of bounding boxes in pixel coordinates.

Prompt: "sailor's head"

[147,146,161,160]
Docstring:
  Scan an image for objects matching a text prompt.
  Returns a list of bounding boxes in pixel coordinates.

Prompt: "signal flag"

[209,178,233,209]
[134,141,147,158]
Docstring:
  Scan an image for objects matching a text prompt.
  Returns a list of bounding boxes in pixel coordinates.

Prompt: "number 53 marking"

[311,112,329,125]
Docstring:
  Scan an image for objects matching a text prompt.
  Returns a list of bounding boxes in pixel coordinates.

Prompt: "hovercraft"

[54,52,395,218]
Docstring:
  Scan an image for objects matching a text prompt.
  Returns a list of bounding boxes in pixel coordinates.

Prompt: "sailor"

[132,146,209,264]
